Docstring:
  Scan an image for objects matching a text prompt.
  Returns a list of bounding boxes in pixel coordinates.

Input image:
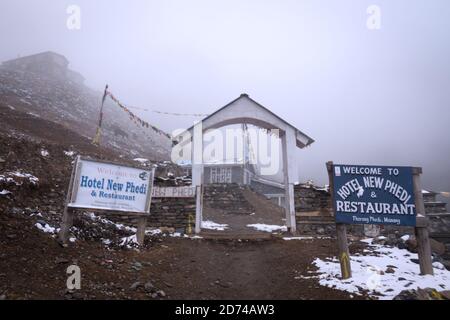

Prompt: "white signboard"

[68,157,154,213]
[152,186,196,198]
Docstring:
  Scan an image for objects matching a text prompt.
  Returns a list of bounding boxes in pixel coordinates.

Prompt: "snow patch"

[35,222,57,234]
[146,228,162,236]
[86,212,137,233]
[247,224,287,233]
[283,236,331,241]
[300,239,450,300]
[401,235,410,242]
[202,220,229,231]
[27,112,40,118]
[1,171,39,185]
[120,234,139,247]
[134,158,149,164]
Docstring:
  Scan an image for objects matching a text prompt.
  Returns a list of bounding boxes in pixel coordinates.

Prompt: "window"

[210,167,232,184]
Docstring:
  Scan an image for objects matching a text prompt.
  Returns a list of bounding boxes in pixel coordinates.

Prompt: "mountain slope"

[0,52,171,161]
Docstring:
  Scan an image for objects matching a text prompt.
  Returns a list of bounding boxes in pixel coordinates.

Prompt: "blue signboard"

[332,164,416,226]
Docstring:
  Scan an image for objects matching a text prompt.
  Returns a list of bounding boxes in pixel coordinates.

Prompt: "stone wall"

[147,197,196,233]
[294,185,331,214]
[428,213,450,260]
[109,179,196,234]
[146,179,196,233]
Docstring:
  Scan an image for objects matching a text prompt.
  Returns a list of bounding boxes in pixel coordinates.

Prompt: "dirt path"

[152,237,363,300]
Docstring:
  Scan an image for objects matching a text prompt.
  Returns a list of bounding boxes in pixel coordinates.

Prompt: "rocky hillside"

[0,52,171,161]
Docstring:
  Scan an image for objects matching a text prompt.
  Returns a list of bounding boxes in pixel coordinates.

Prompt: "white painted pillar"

[192,121,204,233]
[282,127,298,233]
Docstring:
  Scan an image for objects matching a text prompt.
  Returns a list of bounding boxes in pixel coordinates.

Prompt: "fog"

[1,0,449,195]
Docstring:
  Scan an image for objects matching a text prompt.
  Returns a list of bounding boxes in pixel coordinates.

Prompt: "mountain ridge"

[0,51,171,161]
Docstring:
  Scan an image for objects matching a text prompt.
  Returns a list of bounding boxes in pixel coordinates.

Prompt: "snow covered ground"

[35,222,58,234]
[299,238,450,300]
[0,171,39,185]
[202,220,229,231]
[133,158,149,164]
[283,236,331,241]
[247,224,287,233]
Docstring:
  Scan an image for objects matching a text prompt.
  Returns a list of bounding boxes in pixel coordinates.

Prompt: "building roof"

[2,51,69,65]
[175,94,315,148]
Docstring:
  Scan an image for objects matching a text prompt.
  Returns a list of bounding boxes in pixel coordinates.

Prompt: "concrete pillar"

[192,121,204,233]
[282,127,298,233]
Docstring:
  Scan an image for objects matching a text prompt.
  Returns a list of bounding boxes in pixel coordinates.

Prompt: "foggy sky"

[1,0,450,194]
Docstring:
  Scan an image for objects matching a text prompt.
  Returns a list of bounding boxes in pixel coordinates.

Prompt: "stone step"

[204,184,256,215]
[431,234,450,244]
[297,220,335,225]
[199,230,275,240]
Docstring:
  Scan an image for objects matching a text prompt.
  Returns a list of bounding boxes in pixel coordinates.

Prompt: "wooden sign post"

[58,159,78,246]
[412,167,434,275]
[136,216,147,246]
[194,171,204,234]
[327,161,352,279]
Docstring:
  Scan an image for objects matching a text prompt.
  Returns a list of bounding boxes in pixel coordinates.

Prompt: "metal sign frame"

[59,156,155,246]
[67,156,155,215]
[331,164,417,227]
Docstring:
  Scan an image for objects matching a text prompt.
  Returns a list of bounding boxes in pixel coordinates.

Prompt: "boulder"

[144,281,155,293]
[130,282,142,291]
[406,237,418,253]
[385,267,396,274]
[394,288,449,300]
[430,239,446,256]
[441,291,450,300]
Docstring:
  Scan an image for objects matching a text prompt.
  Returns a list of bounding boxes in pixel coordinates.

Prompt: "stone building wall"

[2,51,85,85]
[147,197,196,233]
[294,185,331,214]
